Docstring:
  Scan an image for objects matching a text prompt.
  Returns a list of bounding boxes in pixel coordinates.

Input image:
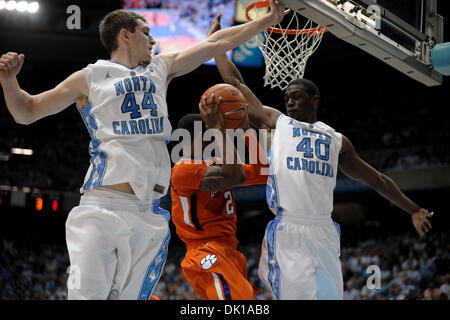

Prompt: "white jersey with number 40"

[266,114,343,219]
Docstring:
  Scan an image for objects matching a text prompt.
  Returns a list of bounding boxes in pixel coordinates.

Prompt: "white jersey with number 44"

[78,56,172,201]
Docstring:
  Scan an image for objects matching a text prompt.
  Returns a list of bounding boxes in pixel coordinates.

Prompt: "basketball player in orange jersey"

[209,13,434,300]
[170,94,268,300]
[0,2,288,300]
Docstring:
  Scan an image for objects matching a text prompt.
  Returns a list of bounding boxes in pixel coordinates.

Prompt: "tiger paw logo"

[200,254,217,270]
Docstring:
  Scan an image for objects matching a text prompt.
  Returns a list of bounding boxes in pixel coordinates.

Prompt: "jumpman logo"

[288,119,295,126]
[105,71,111,79]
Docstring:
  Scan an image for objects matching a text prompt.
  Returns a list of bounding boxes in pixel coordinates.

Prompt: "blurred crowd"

[123,0,233,11]
[122,0,234,37]
[0,241,69,300]
[1,230,448,300]
[341,232,449,300]
[319,84,450,172]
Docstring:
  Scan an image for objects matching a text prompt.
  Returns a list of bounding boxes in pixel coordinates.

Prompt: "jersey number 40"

[297,137,329,161]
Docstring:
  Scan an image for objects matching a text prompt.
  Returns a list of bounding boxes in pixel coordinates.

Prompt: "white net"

[244,0,326,90]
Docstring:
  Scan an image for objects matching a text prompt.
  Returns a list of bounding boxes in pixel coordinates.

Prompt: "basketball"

[200,83,248,129]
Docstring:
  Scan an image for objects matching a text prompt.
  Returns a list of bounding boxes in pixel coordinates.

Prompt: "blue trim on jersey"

[266,213,282,300]
[189,194,203,231]
[138,231,171,300]
[263,144,283,299]
[217,273,232,300]
[107,288,119,300]
[333,221,341,238]
[152,199,171,222]
[265,145,283,213]
[79,101,107,190]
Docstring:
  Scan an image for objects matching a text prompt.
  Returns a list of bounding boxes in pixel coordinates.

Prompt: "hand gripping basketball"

[200,83,248,129]
[199,92,224,130]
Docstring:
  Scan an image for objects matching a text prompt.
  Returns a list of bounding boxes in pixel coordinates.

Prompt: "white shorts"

[65,188,170,300]
[258,214,343,300]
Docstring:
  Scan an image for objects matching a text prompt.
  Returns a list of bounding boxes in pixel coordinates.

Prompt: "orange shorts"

[181,241,258,300]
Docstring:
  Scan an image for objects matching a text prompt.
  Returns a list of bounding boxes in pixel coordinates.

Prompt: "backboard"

[277,0,444,86]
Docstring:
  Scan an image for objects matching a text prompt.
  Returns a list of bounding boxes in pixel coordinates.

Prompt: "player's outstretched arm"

[198,94,246,192]
[338,135,434,237]
[0,52,88,125]
[159,0,289,83]
[208,12,281,130]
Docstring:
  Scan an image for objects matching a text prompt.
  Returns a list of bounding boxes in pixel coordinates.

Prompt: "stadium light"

[27,1,38,13]
[11,148,33,156]
[16,0,27,12]
[5,0,16,11]
[0,1,39,13]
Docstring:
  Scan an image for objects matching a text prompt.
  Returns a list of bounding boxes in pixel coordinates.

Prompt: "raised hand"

[208,11,222,37]
[411,209,434,237]
[0,52,25,83]
[199,93,224,130]
[266,0,291,26]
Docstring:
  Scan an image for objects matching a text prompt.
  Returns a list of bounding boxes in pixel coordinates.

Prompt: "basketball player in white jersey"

[0,1,289,300]
[209,14,434,300]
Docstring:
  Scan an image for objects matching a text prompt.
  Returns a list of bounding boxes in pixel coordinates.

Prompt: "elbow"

[12,113,34,125]
[12,98,38,125]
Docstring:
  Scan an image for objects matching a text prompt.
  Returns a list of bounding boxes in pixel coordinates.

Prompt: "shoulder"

[81,60,109,84]
[60,69,89,98]
[272,113,287,128]
[70,69,87,80]
[150,55,167,73]
[171,160,210,194]
[313,121,338,133]
[154,53,173,73]
[339,134,353,155]
[172,159,206,169]
[171,160,208,179]
[314,121,343,143]
[83,59,108,71]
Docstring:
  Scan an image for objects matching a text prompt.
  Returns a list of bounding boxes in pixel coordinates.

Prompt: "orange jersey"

[170,158,267,248]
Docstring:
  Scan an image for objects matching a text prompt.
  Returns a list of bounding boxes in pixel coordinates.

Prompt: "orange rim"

[245,0,327,35]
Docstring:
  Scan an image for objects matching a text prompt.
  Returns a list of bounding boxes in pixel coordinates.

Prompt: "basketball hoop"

[245,0,327,90]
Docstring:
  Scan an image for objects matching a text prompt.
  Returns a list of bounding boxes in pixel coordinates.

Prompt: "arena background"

[0,0,449,302]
